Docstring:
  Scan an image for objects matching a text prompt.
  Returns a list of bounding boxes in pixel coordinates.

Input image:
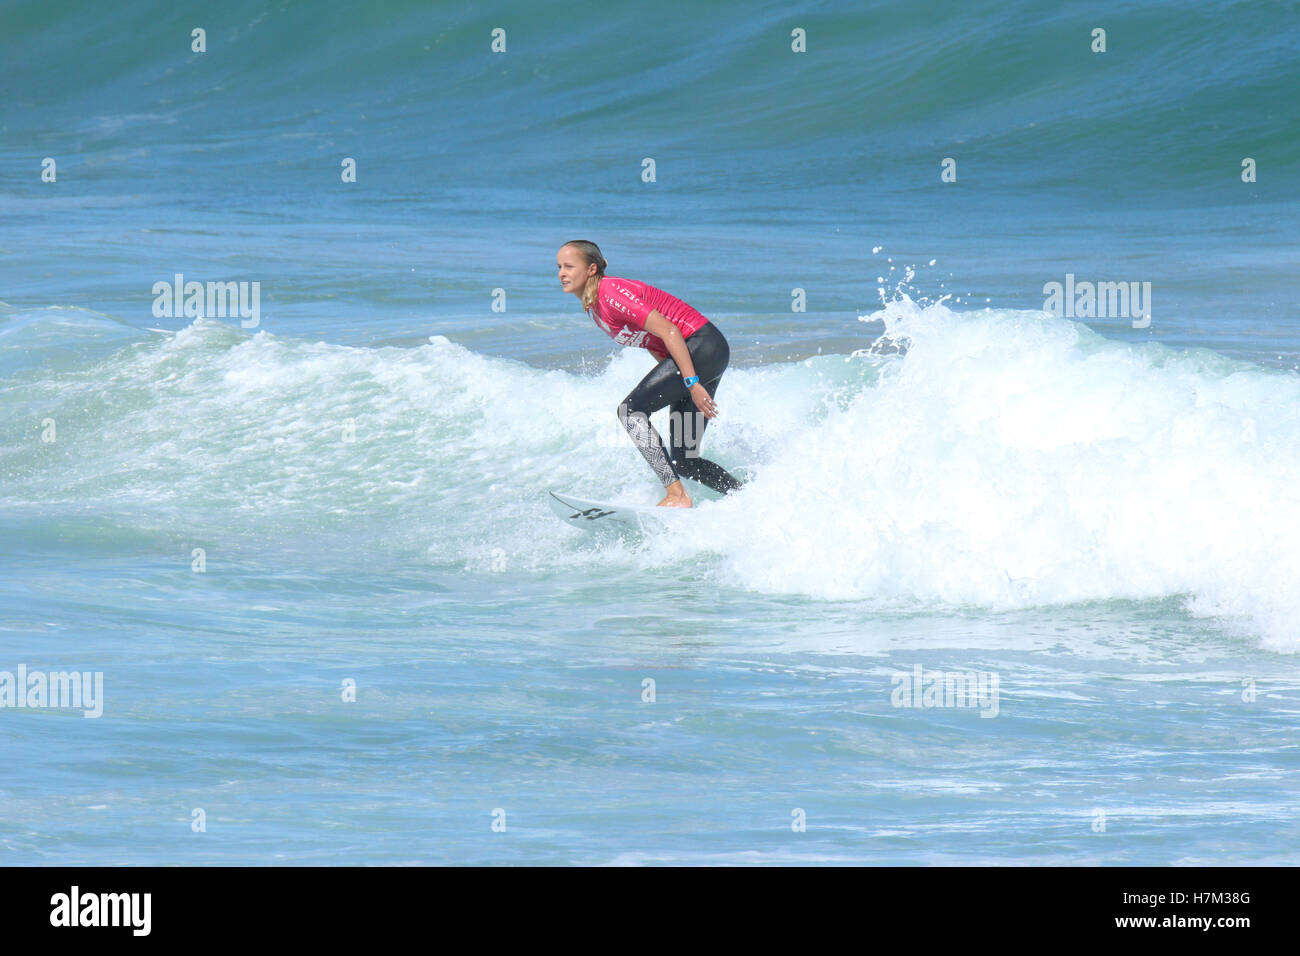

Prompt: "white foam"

[692,297,1300,651]
[14,307,1300,650]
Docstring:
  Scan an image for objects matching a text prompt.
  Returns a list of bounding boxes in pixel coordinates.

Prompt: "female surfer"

[557,240,744,508]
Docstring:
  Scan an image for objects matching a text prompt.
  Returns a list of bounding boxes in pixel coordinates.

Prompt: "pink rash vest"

[587,275,710,362]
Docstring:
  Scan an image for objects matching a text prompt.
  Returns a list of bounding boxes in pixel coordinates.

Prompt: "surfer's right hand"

[690,383,718,418]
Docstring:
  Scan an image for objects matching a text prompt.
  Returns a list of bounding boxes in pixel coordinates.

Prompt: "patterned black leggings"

[617,322,744,494]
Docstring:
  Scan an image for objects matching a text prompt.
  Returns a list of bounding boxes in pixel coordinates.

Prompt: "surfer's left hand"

[690,383,718,418]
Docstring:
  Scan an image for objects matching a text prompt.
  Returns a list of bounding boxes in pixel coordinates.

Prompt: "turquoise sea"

[2,0,1299,864]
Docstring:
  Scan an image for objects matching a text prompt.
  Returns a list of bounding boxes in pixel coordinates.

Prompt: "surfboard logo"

[570,506,615,520]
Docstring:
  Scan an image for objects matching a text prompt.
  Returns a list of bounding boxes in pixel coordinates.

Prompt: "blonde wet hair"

[561,240,607,312]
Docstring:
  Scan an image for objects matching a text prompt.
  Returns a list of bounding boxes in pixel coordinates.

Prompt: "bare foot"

[657,480,691,508]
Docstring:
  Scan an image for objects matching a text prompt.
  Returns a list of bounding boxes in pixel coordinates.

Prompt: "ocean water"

[2,0,1299,865]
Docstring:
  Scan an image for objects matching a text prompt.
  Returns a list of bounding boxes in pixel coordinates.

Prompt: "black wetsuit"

[617,321,744,494]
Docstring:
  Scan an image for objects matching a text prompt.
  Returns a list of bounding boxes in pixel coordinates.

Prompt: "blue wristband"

[683,375,699,388]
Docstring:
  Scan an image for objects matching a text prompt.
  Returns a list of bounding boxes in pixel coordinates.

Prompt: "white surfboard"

[547,490,690,531]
